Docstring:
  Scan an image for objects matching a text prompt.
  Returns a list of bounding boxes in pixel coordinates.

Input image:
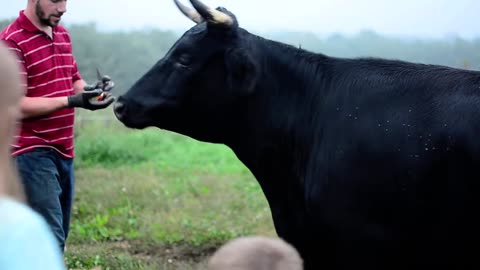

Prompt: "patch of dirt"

[127,240,219,262]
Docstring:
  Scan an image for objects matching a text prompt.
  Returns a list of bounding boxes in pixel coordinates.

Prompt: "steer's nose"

[113,100,126,121]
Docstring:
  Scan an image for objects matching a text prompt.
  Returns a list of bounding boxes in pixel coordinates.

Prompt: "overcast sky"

[2,0,479,39]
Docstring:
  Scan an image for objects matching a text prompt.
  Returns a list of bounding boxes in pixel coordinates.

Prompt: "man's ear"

[225,48,258,96]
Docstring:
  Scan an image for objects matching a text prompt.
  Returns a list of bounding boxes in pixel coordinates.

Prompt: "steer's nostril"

[113,101,126,120]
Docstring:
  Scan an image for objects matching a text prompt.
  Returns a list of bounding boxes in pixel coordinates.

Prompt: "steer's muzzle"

[113,96,158,129]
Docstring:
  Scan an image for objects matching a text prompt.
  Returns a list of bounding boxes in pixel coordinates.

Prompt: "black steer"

[114,1,480,269]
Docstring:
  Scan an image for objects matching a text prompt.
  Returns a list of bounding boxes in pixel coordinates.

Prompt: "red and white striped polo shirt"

[1,10,82,158]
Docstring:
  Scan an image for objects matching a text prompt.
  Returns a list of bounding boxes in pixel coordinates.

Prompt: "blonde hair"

[208,236,303,270]
[0,41,25,201]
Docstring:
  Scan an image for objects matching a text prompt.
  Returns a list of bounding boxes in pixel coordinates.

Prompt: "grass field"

[65,111,276,269]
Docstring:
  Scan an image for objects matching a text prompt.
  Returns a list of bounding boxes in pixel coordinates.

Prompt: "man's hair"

[208,236,303,270]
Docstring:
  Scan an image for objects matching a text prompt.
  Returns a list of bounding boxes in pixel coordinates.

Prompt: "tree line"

[1,19,479,95]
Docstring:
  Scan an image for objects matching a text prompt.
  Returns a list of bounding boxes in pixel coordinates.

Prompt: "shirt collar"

[17,10,51,33]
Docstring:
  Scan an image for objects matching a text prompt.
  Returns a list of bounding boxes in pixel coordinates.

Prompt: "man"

[0,41,66,270]
[208,236,303,270]
[0,0,115,254]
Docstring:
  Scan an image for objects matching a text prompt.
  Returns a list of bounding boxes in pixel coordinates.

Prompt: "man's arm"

[73,79,87,94]
[8,43,112,119]
[20,61,87,119]
[20,78,113,119]
[19,96,69,119]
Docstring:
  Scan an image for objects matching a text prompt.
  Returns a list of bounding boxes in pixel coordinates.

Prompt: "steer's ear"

[225,48,258,95]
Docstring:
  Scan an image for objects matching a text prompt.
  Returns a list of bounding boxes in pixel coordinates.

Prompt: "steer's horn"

[174,0,204,24]
[189,0,234,27]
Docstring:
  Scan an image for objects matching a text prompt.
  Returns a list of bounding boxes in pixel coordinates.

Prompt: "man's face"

[35,0,67,27]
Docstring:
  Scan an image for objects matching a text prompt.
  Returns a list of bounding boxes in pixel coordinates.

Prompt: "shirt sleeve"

[1,39,28,93]
[72,57,82,83]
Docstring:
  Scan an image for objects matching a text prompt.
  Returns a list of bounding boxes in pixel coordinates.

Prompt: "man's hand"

[68,74,116,110]
[84,75,115,92]
[67,89,115,110]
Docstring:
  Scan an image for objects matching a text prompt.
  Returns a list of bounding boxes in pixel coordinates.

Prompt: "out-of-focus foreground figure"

[208,236,303,270]
[0,42,65,270]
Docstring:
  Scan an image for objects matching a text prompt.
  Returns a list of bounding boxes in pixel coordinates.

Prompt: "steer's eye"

[177,54,191,68]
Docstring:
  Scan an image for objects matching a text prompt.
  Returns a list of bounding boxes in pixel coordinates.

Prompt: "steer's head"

[114,0,259,142]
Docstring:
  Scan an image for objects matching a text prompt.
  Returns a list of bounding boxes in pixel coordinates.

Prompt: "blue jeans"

[14,148,75,254]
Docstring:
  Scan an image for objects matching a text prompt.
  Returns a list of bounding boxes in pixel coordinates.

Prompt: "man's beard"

[35,0,61,27]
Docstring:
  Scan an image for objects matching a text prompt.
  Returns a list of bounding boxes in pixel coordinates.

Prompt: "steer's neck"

[256,35,330,93]
[252,34,330,127]
[245,34,329,139]
[228,35,330,185]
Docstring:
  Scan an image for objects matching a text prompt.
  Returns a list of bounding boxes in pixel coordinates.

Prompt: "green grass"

[65,112,275,269]
[74,113,251,176]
